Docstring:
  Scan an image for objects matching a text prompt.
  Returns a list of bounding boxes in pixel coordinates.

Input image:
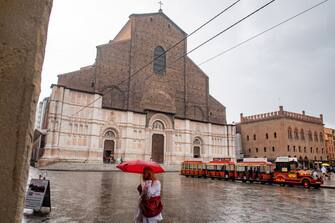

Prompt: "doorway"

[103,140,115,163]
[151,134,164,163]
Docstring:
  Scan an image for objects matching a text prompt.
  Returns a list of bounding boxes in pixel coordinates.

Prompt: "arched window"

[274,132,277,138]
[265,133,269,139]
[153,120,165,130]
[308,130,313,141]
[314,131,318,141]
[294,128,299,140]
[153,46,166,75]
[288,127,292,139]
[247,135,249,141]
[253,134,256,140]
[300,129,305,140]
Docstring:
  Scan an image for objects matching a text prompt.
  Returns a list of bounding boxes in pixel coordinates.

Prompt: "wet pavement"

[23,170,335,223]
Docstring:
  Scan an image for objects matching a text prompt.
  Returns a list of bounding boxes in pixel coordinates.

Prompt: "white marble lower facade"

[40,86,236,165]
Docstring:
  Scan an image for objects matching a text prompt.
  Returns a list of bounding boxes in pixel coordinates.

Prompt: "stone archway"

[102,129,117,163]
[193,137,202,158]
[103,140,115,163]
[151,120,165,163]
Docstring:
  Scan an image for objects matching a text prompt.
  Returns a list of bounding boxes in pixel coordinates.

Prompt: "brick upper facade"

[57,11,226,124]
[237,106,326,163]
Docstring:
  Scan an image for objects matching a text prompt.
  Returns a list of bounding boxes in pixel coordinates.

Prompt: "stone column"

[0,1,52,222]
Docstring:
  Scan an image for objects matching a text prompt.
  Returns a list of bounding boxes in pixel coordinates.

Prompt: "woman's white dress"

[135,180,163,223]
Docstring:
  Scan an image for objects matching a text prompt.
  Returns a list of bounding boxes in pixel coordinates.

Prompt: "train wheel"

[302,180,311,189]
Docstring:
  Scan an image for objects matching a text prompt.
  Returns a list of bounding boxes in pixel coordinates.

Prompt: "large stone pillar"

[0,1,52,222]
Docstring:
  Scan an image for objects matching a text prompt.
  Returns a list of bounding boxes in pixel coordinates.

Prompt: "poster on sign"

[25,179,51,212]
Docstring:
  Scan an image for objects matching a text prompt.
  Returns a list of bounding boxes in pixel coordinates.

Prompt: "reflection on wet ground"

[23,171,335,223]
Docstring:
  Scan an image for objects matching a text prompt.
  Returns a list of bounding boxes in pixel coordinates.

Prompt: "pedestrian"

[135,167,163,223]
[321,166,328,179]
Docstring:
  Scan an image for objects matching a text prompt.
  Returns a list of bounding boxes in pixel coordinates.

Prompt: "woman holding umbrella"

[116,160,164,223]
[135,167,163,222]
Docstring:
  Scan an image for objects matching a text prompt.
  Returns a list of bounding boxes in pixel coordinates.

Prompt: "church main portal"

[151,134,164,163]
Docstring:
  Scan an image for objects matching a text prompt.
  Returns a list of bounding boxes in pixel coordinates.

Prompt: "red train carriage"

[181,161,205,177]
[235,158,274,184]
[273,157,323,188]
[205,161,236,180]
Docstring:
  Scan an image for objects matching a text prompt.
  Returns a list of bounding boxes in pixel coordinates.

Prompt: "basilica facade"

[39,10,236,165]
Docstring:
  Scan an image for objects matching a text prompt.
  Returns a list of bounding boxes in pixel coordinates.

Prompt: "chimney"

[320,114,323,121]
[302,111,305,115]
[240,113,243,120]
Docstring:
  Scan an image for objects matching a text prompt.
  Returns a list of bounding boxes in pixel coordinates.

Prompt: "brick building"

[38,10,236,165]
[324,128,335,163]
[238,106,326,167]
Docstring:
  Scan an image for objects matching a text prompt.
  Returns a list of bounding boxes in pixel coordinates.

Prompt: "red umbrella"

[116,160,165,174]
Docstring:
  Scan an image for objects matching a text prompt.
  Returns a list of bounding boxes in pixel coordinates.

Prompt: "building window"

[322,148,324,154]
[316,148,319,153]
[266,133,269,139]
[320,156,322,161]
[274,132,277,138]
[308,130,313,141]
[264,147,267,153]
[288,127,293,139]
[298,146,301,153]
[293,146,296,152]
[253,134,256,141]
[272,147,275,152]
[287,145,290,152]
[310,147,313,153]
[314,131,318,142]
[153,46,166,75]
[256,148,259,153]
[300,129,305,140]
[249,148,251,153]
[319,132,323,142]
[294,128,299,140]
[304,147,306,153]
[247,135,249,141]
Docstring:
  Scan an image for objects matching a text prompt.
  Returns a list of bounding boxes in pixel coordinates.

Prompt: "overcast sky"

[40,0,335,127]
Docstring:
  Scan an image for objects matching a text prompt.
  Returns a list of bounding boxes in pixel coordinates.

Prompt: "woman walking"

[135,167,163,223]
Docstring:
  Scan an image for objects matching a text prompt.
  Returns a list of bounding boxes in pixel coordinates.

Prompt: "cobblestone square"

[23,170,335,223]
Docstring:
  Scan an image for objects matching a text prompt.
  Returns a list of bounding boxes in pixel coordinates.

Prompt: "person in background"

[321,165,328,180]
[135,167,163,223]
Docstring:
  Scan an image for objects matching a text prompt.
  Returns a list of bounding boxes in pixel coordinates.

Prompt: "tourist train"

[181,157,323,188]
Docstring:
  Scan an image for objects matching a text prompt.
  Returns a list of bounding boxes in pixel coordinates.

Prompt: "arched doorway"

[103,130,116,163]
[193,137,202,158]
[151,120,165,163]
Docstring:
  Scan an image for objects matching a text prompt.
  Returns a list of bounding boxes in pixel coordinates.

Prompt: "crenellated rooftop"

[240,106,323,125]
